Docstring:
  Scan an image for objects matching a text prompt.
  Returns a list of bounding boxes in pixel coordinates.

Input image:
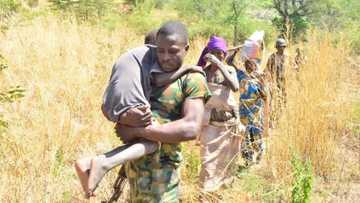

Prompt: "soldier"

[75,21,210,202]
[265,38,288,126]
[118,21,211,202]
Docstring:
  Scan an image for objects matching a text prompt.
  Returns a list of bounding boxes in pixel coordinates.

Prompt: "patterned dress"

[125,72,211,203]
[237,70,266,164]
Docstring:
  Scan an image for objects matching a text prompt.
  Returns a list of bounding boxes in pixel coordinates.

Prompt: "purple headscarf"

[197,36,228,67]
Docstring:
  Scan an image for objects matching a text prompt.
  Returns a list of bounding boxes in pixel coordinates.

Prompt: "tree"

[174,0,256,44]
[49,0,114,22]
[272,0,312,41]
[228,0,250,45]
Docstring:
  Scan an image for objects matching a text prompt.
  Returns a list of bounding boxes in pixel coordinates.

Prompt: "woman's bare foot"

[74,157,92,198]
[88,155,109,195]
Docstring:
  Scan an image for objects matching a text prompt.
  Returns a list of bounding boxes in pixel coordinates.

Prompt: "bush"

[291,154,313,203]
[125,0,170,9]
[0,0,20,20]
[174,0,274,45]
[0,0,21,32]
[49,0,115,22]
[272,15,309,42]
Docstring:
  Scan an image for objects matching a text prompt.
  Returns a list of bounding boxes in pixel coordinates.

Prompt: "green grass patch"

[235,169,286,202]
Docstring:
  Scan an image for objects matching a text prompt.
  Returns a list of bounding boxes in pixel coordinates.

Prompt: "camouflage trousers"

[269,86,286,127]
[241,125,265,165]
[125,157,180,203]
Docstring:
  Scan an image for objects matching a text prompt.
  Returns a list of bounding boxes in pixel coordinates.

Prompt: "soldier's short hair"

[157,21,189,45]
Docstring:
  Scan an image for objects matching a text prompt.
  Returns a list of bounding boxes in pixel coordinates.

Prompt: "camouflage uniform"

[265,52,288,124]
[237,70,266,164]
[125,72,211,203]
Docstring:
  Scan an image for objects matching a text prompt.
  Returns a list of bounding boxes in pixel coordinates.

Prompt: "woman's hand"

[204,53,239,91]
[204,53,221,65]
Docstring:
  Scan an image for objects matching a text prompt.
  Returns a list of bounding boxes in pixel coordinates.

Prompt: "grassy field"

[0,15,359,202]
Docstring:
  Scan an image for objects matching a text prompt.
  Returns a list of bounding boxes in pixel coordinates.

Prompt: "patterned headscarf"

[197,36,228,67]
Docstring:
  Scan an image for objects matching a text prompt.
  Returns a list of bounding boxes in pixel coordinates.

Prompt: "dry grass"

[259,33,354,201]
[0,16,142,202]
[0,16,357,203]
[265,34,348,176]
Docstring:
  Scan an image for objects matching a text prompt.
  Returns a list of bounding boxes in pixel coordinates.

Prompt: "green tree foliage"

[124,0,169,9]
[174,0,275,44]
[272,0,312,41]
[49,0,115,22]
[0,0,21,31]
[0,0,20,20]
[227,0,251,45]
[176,0,233,37]
[122,0,162,34]
[271,0,360,51]
[310,0,360,53]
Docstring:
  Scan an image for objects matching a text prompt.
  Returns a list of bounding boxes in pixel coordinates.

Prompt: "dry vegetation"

[0,16,358,202]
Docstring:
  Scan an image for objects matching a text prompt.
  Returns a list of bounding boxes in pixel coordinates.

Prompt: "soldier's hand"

[118,105,152,127]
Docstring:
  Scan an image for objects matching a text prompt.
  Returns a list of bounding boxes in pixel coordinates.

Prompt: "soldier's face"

[277,45,286,54]
[156,34,189,72]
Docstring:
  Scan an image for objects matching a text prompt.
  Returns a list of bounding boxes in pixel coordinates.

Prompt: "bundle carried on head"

[240,31,265,67]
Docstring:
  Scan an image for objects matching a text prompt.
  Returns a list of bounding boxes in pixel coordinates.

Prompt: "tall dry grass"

[261,33,352,197]
[0,16,353,202]
[0,16,142,202]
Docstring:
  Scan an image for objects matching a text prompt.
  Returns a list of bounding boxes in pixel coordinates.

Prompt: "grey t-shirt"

[102,45,158,122]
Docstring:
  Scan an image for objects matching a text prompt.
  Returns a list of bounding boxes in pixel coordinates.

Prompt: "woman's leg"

[88,140,158,194]
[74,144,130,198]
[74,157,92,198]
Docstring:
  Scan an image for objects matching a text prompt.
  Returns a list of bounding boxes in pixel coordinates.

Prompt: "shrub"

[49,0,115,22]
[0,0,20,20]
[291,154,313,203]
